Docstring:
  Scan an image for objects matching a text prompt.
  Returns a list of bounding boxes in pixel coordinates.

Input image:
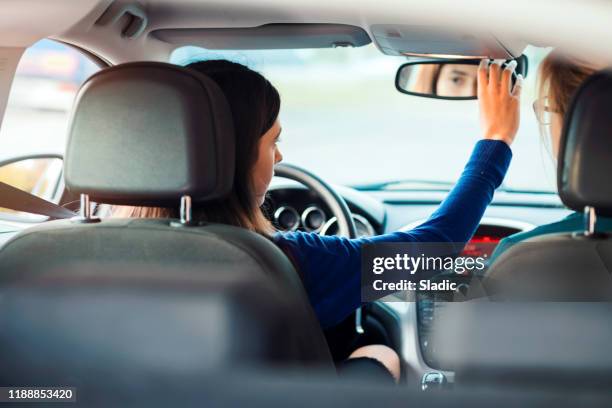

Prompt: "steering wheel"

[273,163,365,336]
[273,163,357,239]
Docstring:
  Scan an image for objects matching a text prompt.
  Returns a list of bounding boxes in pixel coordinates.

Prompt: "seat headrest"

[558,69,612,216]
[64,62,235,206]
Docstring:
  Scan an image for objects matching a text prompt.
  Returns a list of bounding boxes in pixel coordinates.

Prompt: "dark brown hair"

[113,60,280,235]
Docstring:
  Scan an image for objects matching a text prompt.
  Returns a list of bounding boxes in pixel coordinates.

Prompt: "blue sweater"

[273,140,512,329]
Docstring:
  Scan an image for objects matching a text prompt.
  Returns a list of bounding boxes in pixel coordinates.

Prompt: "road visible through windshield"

[234,45,557,192]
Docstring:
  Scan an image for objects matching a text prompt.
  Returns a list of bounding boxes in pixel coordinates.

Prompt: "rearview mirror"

[395,57,528,100]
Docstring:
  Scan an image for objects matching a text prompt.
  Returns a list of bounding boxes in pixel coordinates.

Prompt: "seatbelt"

[0,181,76,219]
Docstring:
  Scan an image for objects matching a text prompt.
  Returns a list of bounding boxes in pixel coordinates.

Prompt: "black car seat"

[484,68,612,299]
[0,62,334,385]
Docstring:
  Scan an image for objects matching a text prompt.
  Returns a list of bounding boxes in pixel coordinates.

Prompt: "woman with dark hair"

[113,60,277,234]
[113,59,522,383]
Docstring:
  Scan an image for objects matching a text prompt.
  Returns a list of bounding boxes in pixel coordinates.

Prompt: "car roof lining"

[1,0,611,65]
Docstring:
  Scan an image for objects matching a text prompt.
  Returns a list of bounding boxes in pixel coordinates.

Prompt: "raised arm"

[372,59,523,244]
[274,60,523,328]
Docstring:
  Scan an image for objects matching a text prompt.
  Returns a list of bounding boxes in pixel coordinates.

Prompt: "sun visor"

[371,24,526,59]
[152,24,371,49]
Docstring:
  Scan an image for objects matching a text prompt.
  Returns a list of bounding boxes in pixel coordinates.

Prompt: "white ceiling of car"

[2,0,612,63]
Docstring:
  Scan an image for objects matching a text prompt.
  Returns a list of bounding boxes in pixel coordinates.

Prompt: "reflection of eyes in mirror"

[397,62,480,99]
[435,64,478,97]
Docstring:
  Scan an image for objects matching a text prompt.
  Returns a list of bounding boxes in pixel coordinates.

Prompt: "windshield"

[171,44,555,192]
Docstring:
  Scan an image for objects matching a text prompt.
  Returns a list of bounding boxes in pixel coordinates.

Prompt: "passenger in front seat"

[491,50,612,260]
[113,59,521,383]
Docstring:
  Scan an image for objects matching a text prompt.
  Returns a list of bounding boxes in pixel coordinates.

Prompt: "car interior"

[1,0,612,406]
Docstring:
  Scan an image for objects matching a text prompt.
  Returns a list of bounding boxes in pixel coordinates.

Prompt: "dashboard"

[266,181,572,385]
[265,183,383,237]
[411,219,530,371]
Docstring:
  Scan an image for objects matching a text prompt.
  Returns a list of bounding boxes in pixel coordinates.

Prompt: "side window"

[0,40,100,221]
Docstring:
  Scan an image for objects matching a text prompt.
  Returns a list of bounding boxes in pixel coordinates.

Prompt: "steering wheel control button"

[274,206,300,231]
[421,372,447,391]
[301,206,326,232]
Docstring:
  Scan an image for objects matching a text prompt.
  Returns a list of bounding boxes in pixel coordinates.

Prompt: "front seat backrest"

[449,70,612,387]
[485,68,612,300]
[0,62,334,383]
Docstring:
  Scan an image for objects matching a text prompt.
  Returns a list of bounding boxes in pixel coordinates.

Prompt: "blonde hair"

[537,50,601,117]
